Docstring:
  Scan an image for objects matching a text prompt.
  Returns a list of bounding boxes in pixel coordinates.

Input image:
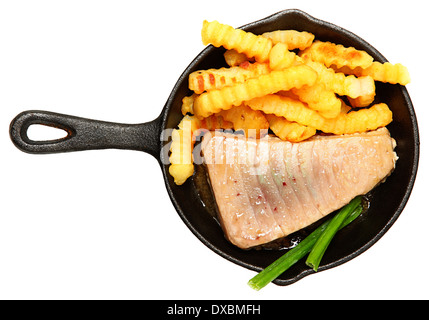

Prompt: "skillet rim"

[157,9,420,286]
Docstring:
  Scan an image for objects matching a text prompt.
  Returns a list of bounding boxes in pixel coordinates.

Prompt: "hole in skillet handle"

[27,124,69,141]
[162,9,419,287]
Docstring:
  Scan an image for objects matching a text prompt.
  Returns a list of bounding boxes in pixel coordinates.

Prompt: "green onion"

[305,196,362,271]
[247,219,331,291]
[247,196,362,291]
[340,200,364,228]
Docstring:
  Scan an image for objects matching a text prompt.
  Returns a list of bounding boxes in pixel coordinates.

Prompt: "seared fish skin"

[202,127,397,249]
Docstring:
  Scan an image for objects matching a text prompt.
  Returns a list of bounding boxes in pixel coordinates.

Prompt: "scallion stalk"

[305,196,362,271]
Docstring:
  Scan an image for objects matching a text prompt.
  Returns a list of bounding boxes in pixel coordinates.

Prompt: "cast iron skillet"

[9,9,419,286]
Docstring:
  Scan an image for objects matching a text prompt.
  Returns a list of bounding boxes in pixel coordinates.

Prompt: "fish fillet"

[202,127,397,249]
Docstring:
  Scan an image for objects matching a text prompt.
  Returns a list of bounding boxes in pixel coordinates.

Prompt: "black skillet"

[9,9,419,286]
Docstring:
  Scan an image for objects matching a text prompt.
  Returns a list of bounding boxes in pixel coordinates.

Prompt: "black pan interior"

[158,9,419,285]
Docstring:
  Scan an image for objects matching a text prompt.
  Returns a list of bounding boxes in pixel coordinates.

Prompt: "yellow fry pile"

[169,20,410,185]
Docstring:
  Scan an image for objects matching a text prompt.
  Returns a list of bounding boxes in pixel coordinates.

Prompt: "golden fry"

[169,116,194,185]
[201,20,273,62]
[246,94,392,134]
[219,104,269,138]
[181,94,197,115]
[340,100,352,114]
[168,163,194,186]
[301,40,373,69]
[343,61,410,86]
[169,114,233,185]
[300,57,376,99]
[269,43,296,70]
[292,83,342,119]
[262,30,315,50]
[188,62,270,94]
[196,114,234,132]
[193,65,318,118]
[266,114,316,142]
[347,91,376,108]
[224,50,252,67]
[246,94,311,123]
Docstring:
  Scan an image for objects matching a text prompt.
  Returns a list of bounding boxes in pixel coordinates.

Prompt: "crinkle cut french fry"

[302,40,374,69]
[246,94,392,135]
[347,91,376,108]
[224,50,253,67]
[182,114,234,135]
[201,20,273,62]
[188,62,270,94]
[261,30,315,50]
[266,114,316,142]
[219,104,269,138]
[181,94,197,115]
[169,114,233,185]
[340,100,352,114]
[169,162,194,186]
[269,43,296,70]
[193,65,318,118]
[292,83,342,119]
[341,61,411,86]
[334,103,392,135]
[196,114,234,132]
[300,57,376,99]
[246,94,313,124]
[169,116,194,185]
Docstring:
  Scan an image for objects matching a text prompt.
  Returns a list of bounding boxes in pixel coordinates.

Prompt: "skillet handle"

[9,110,162,158]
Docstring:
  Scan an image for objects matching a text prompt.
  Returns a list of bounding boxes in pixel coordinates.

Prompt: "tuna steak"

[202,127,397,249]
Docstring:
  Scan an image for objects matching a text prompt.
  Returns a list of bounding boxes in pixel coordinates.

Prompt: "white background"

[1,0,427,300]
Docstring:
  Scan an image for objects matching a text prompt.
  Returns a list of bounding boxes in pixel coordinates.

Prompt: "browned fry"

[341,100,352,114]
[291,83,342,119]
[193,65,318,118]
[197,114,234,132]
[188,62,270,94]
[219,104,269,138]
[301,40,374,69]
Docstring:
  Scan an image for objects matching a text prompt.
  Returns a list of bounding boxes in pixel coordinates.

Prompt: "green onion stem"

[247,196,362,291]
[305,196,362,271]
